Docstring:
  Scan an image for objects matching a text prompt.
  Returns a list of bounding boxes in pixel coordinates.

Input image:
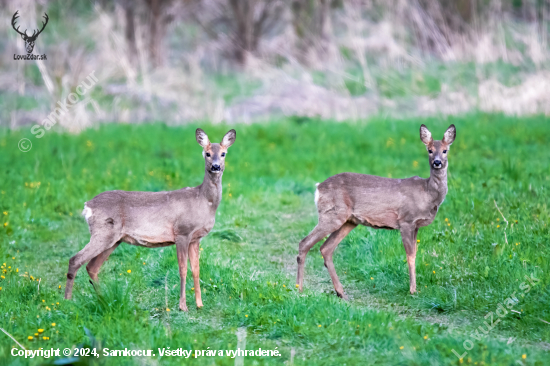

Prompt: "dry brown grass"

[1,0,548,129]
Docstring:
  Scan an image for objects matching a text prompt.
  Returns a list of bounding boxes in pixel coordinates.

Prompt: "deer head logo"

[11,11,49,54]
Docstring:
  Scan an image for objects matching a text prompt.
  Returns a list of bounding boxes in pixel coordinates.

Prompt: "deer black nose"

[211,164,221,171]
[434,160,442,166]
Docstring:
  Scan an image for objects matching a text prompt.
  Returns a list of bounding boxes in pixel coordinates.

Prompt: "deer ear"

[443,124,456,146]
[221,129,236,148]
[196,128,211,149]
[419,124,433,146]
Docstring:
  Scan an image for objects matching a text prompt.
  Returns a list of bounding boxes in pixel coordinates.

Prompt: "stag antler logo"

[11,10,49,54]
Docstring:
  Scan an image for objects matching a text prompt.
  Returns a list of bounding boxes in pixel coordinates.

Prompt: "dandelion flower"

[38,329,44,333]
[400,346,404,349]
[370,277,374,280]
[56,302,59,305]
[318,325,322,328]
[417,239,420,243]
[51,323,56,327]
[283,284,286,287]
[497,225,500,228]
[522,355,526,359]
[445,218,448,222]
[433,271,436,274]
[127,270,131,273]
[296,284,299,288]
[58,285,61,289]
[245,315,248,318]
[166,308,170,311]
[28,336,33,340]
[34,333,38,336]
[424,335,428,339]
[0,287,2,291]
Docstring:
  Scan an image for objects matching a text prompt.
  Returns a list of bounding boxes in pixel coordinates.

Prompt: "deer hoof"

[179,304,189,312]
[337,292,349,301]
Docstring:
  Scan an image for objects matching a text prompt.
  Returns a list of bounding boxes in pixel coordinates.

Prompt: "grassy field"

[0,115,549,365]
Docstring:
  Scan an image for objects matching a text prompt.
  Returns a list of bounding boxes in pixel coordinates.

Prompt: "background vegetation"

[1,0,550,127]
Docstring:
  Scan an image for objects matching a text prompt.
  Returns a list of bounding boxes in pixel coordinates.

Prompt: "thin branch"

[494,200,509,245]
[0,328,26,350]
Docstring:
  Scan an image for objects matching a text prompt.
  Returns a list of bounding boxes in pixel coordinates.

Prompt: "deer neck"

[427,166,448,205]
[199,169,223,208]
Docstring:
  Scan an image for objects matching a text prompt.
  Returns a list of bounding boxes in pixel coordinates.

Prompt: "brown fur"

[296,124,456,297]
[64,129,236,311]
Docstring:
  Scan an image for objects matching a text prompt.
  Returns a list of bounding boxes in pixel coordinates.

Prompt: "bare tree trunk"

[229,0,254,65]
[122,0,138,61]
[143,0,173,68]
[150,0,162,68]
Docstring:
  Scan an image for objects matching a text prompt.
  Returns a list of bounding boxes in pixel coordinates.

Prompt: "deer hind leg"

[296,219,346,292]
[86,242,120,283]
[400,225,418,294]
[320,222,357,300]
[188,238,203,309]
[65,232,119,300]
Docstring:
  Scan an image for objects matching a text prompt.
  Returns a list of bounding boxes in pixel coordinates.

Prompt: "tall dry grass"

[0,0,549,129]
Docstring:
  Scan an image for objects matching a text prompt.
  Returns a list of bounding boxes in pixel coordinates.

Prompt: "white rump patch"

[314,183,320,207]
[82,203,93,222]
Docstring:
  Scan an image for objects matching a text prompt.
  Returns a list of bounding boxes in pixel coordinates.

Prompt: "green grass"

[0,114,549,365]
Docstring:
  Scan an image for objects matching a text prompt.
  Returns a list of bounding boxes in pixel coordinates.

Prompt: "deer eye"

[221,153,226,157]
[443,150,447,153]
[206,153,211,157]
[428,150,433,154]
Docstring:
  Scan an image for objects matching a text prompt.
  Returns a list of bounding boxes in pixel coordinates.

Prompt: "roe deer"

[296,124,456,297]
[64,129,236,311]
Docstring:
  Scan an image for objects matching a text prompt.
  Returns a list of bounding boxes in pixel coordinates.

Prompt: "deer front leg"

[188,239,203,309]
[175,235,191,311]
[400,225,418,294]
